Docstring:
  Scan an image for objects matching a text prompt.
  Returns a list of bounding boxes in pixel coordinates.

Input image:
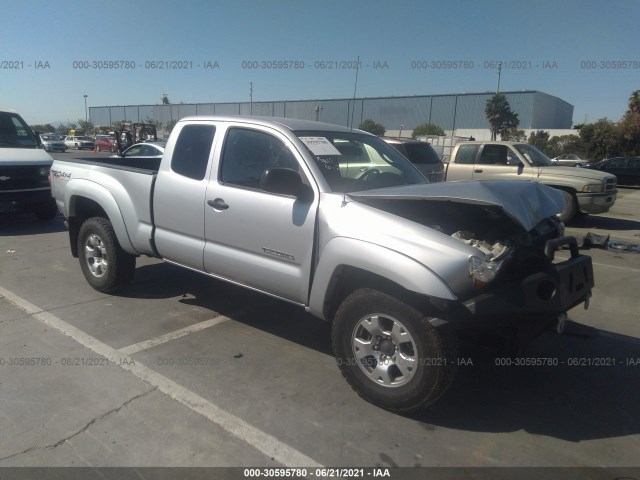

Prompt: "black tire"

[78,217,136,293]
[558,190,577,223]
[34,201,58,221]
[332,288,457,413]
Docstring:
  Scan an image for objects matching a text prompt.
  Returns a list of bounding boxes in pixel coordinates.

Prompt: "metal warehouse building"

[89,90,573,133]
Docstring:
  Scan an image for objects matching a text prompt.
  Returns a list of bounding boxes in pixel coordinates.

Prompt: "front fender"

[308,237,457,319]
[65,179,136,255]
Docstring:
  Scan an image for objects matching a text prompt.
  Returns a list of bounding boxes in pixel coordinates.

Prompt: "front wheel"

[332,288,457,413]
[78,217,136,293]
[558,190,577,223]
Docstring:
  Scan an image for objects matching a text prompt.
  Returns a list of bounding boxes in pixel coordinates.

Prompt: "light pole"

[83,95,88,122]
[496,62,502,94]
[399,125,404,138]
[314,106,323,121]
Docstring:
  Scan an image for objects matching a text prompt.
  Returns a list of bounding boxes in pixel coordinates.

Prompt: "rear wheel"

[332,288,457,413]
[78,217,136,293]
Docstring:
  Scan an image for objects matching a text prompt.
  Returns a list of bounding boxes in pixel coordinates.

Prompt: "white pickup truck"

[51,116,595,412]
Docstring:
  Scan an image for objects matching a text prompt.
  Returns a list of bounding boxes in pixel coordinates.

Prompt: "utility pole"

[250,82,253,115]
[314,105,323,121]
[83,95,88,122]
[496,62,502,94]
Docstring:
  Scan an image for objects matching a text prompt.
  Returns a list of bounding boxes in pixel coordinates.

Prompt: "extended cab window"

[455,144,478,164]
[478,145,509,165]
[220,128,299,190]
[171,124,216,180]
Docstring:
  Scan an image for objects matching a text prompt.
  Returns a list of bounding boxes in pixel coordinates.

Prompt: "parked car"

[39,133,67,152]
[551,154,590,167]
[445,142,617,223]
[111,141,165,159]
[381,137,444,182]
[94,135,116,153]
[0,108,58,220]
[584,156,640,186]
[51,116,596,412]
[64,135,95,150]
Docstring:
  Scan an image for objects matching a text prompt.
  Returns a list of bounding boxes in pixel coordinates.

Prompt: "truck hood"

[0,148,53,166]
[534,165,614,181]
[347,180,564,231]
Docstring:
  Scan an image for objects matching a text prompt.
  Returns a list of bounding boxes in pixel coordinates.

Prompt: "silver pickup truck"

[445,141,617,223]
[51,116,595,412]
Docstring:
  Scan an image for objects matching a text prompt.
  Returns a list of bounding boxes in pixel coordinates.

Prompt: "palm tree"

[628,90,640,114]
[485,94,519,140]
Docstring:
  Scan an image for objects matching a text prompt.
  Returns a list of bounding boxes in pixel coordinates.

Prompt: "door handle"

[207,198,229,210]
[473,169,483,173]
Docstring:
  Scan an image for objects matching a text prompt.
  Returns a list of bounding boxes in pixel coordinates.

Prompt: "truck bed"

[51,157,159,257]
[58,156,162,173]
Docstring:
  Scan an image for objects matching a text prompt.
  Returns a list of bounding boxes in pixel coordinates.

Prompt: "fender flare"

[308,237,457,320]
[65,179,136,254]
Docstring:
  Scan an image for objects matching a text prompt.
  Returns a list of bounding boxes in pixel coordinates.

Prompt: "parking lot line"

[0,286,323,468]
[118,315,231,356]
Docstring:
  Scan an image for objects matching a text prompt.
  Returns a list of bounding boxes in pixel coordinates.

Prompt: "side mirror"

[260,168,312,200]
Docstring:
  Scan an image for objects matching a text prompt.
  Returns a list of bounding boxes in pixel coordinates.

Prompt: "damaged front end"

[348,181,594,349]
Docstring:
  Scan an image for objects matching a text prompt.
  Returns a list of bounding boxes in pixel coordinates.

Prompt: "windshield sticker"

[299,137,341,156]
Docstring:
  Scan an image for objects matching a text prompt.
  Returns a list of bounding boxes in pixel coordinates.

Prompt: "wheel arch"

[65,182,135,257]
[308,237,456,321]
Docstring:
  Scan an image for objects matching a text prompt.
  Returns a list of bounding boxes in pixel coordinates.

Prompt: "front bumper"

[443,237,594,329]
[577,190,617,214]
[0,189,55,214]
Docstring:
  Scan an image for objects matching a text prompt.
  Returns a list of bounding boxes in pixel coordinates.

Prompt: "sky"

[2,0,639,127]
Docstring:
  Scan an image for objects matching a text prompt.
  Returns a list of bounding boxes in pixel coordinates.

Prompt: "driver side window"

[220,128,301,190]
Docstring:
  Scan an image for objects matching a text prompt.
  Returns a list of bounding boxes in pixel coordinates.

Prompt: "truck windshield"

[0,112,38,149]
[295,130,426,192]
[514,144,554,167]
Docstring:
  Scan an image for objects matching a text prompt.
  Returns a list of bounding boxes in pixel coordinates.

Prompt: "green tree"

[164,120,178,137]
[628,90,640,114]
[31,124,56,133]
[359,119,386,136]
[412,123,445,137]
[144,116,163,130]
[485,94,519,141]
[528,130,550,151]
[501,128,526,142]
[77,119,95,135]
[577,119,619,160]
[55,122,77,135]
[546,134,586,158]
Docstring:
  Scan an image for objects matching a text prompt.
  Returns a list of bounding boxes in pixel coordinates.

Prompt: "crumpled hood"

[347,180,564,231]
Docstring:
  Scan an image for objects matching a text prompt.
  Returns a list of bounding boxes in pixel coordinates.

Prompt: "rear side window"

[628,158,640,168]
[171,124,216,180]
[455,144,478,164]
[401,143,441,165]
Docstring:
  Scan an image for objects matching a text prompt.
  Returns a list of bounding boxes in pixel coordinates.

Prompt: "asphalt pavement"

[0,168,639,476]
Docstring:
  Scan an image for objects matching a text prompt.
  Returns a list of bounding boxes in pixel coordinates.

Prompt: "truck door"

[203,125,318,305]
[472,144,534,181]
[153,123,217,269]
[445,144,478,181]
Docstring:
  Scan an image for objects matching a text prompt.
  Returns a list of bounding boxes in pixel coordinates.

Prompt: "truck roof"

[178,115,364,134]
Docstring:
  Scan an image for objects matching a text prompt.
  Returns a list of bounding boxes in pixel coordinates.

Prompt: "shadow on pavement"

[570,214,640,231]
[416,327,640,442]
[123,262,333,356]
[127,262,639,443]
[0,213,67,236]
